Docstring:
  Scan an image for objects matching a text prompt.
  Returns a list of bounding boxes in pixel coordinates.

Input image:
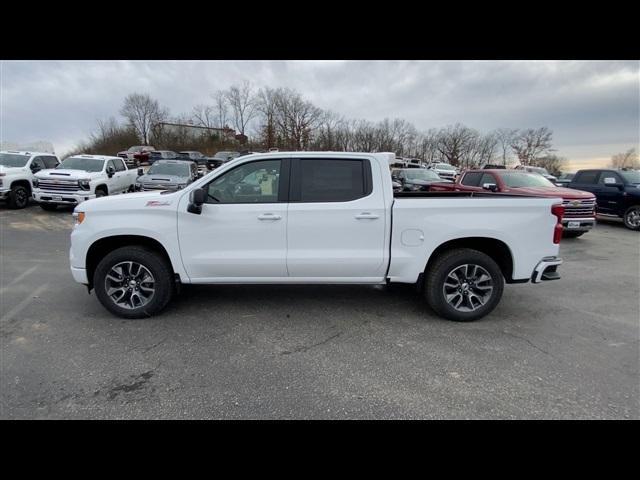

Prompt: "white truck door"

[113,158,129,192]
[177,158,289,281]
[286,157,387,280]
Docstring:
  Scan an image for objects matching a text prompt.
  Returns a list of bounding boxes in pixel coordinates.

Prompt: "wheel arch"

[420,237,516,288]
[95,184,108,195]
[86,235,176,289]
[10,179,32,195]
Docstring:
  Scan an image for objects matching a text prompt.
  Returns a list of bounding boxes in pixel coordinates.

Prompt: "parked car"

[33,155,138,210]
[70,152,564,322]
[207,151,241,170]
[0,151,60,209]
[135,160,200,191]
[568,169,640,230]
[429,169,596,237]
[514,165,558,183]
[555,172,575,187]
[391,168,447,191]
[148,150,178,165]
[427,162,458,180]
[117,146,155,168]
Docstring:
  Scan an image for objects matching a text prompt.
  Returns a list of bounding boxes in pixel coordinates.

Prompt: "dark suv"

[568,169,640,230]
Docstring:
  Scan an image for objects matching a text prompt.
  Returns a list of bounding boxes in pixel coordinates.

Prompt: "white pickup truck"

[33,154,138,211]
[0,151,60,208]
[69,152,564,322]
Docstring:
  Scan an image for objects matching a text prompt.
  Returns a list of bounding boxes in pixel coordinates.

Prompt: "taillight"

[552,203,564,244]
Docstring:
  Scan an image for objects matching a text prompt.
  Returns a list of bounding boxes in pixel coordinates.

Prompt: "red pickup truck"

[429,169,597,238]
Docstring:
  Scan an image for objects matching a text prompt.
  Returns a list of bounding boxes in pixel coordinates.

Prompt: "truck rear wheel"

[93,246,174,319]
[623,206,640,231]
[424,248,504,322]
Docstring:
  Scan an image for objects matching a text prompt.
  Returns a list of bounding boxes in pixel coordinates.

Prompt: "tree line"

[69,81,636,175]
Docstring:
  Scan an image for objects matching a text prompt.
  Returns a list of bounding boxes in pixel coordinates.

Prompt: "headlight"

[79,179,91,190]
[409,183,421,190]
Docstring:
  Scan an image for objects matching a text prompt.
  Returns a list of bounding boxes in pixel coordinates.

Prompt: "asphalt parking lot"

[1,203,638,419]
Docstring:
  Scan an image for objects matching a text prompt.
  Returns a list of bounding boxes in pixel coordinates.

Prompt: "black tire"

[424,248,504,322]
[95,187,107,198]
[39,203,58,211]
[8,184,30,209]
[93,246,174,319]
[623,206,640,231]
[562,230,585,238]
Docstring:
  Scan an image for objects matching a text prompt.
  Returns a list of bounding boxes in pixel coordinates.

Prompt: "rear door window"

[294,159,371,202]
[598,172,622,186]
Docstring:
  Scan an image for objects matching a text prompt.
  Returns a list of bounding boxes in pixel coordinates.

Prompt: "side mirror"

[187,188,206,214]
[137,168,144,176]
[482,183,498,192]
[30,165,41,173]
[107,166,115,177]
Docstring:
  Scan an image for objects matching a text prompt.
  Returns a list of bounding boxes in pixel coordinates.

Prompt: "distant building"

[155,122,236,141]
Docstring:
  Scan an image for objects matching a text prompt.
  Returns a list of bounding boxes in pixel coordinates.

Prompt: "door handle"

[258,213,281,220]
[355,213,379,220]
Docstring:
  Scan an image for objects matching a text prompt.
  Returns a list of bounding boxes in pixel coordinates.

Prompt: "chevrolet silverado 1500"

[70,152,564,322]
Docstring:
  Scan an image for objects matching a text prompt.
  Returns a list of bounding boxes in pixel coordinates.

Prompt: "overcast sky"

[1,60,638,168]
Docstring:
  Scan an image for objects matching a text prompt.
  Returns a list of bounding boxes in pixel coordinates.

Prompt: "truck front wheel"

[425,248,504,322]
[93,246,174,319]
[8,184,30,209]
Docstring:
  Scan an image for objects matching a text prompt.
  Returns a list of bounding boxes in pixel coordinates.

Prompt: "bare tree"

[510,127,554,166]
[494,128,517,165]
[225,81,258,136]
[273,88,323,150]
[119,93,169,145]
[436,124,478,167]
[610,148,639,169]
[212,90,229,130]
[191,104,216,129]
[534,154,565,177]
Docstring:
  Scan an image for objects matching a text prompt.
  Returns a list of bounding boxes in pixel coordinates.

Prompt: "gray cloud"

[1,60,638,164]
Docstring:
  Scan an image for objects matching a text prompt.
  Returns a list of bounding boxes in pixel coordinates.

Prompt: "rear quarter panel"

[389,196,561,283]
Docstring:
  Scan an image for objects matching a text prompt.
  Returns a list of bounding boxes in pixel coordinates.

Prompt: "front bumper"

[0,188,11,200]
[34,190,96,205]
[561,217,595,232]
[532,257,563,284]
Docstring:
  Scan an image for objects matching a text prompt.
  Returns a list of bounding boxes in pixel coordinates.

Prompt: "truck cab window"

[207,160,281,204]
[461,172,482,187]
[574,171,600,184]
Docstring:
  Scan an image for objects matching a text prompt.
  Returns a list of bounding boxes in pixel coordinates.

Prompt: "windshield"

[559,173,575,180]
[501,172,556,188]
[57,157,105,172]
[436,163,456,170]
[128,146,145,152]
[527,166,550,175]
[147,162,190,176]
[620,170,640,184]
[404,170,441,181]
[0,153,30,167]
